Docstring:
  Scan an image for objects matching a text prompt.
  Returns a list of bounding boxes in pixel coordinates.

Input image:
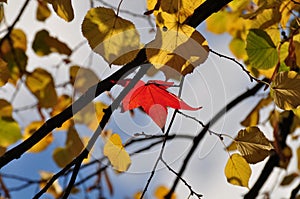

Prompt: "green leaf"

[32,29,72,56]
[224,153,251,188]
[0,118,21,147]
[235,126,274,164]
[271,71,300,110]
[246,29,278,69]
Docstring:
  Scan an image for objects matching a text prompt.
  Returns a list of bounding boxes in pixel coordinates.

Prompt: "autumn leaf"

[271,71,300,110]
[0,99,12,118]
[36,0,51,21]
[146,12,209,76]
[23,121,53,153]
[82,7,141,65]
[0,58,9,86]
[50,95,73,130]
[240,96,273,127]
[118,79,201,128]
[280,173,299,186]
[246,29,278,69]
[235,126,274,164]
[69,65,100,93]
[25,68,58,108]
[147,0,203,22]
[32,29,72,56]
[224,153,251,188]
[52,126,89,168]
[154,185,176,199]
[103,134,131,172]
[0,118,21,147]
[47,0,74,22]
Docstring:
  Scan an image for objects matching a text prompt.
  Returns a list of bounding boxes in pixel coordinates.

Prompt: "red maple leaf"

[117,79,202,128]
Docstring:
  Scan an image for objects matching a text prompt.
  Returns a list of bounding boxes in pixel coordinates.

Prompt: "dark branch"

[244,111,295,199]
[165,79,267,199]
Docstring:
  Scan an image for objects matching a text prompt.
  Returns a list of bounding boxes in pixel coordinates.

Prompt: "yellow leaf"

[82,7,141,65]
[69,65,99,93]
[50,95,73,130]
[52,126,90,167]
[0,118,21,147]
[103,134,131,172]
[224,153,251,188]
[23,121,53,153]
[206,11,228,34]
[0,58,9,86]
[0,99,12,118]
[32,29,72,56]
[48,0,74,22]
[154,185,176,199]
[39,171,62,198]
[74,101,108,131]
[133,191,143,199]
[271,71,300,110]
[235,126,274,164]
[229,37,247,60]
[25,68,58,108]
[240,96,273,127]
[146,12,208,75]
[36,0,51,21]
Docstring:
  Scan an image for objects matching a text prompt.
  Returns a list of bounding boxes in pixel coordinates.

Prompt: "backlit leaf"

[246,29,278,69]
[224,153,251,188]
[25,68,58,108]
[103,134,131,172]
[271,71,300,110]
[82,7,141,65]
[32,29,72,56]
[206,11,228,34]
[146,12,209,76]
[0,58,9,86]
[48,0,74,22]
[39,171,62,198]
[119,79,201,128]
[36,0,51,21]
[52,126,86,168]
[235,126,274,164]
[69,65,99,93]
[154,185,176,199]
[133,191,143,199]
[50,95,73,130]
[229,37,247,60]
[241,96,273,127]
[0,118,21,147]
[23,121,53,153]
[280,173,299,186]
[147,0,203,22]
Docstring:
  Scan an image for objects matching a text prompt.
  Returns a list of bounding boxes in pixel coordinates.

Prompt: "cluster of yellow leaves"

[133,185,176,199]
[81,0,209,77]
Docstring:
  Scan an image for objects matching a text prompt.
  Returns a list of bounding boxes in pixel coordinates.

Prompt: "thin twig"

[165,79,267,198]
[160,158,202,198]
[209,49,263,83]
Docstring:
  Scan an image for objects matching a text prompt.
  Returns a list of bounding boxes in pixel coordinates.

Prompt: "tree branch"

[165,79,267,199]
[0,0,234,169]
